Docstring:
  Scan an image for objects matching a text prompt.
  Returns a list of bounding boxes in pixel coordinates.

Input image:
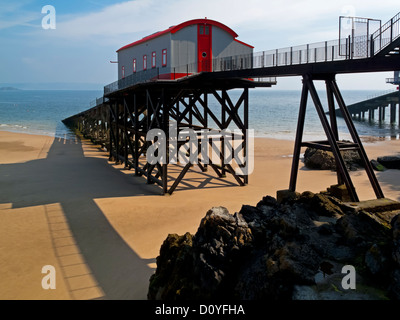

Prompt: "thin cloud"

[45,0,400,47]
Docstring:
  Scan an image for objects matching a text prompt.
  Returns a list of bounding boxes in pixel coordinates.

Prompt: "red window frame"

[122,66,125,78]
[151,51,156,68]
[133,58,136,73]
[143,55,147,70]
[162,49,167,67]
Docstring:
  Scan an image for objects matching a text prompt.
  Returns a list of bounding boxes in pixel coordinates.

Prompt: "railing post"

[306,44,309,63]
[370,34,374,57]
[290,47,293,65]
[325,41,328,62]
[349,36,353,59]
[263,51,266,68]
[391,18,394,43]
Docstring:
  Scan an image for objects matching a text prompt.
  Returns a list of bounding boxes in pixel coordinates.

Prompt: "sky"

[0,0,399,91]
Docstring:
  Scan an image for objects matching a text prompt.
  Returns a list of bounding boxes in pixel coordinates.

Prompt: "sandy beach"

[0,130,399,300]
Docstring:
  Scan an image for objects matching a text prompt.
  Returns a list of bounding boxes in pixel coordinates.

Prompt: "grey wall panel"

[171,25,197,73]
[212,27,253,58]
[117,33,171,79]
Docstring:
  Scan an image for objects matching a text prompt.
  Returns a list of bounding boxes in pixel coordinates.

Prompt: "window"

[152,51,156,68]
[143,55,147,70]
[122,66,125,78]
[133,59,136,73]
[162,49,167,67]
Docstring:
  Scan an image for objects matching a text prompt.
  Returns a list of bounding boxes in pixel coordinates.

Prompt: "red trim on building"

[171,19,237,37]
[197,24,212,72]
[234,39,254,49]
[117,18,239,52]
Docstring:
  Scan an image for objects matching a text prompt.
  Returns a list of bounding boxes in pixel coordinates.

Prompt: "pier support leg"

[289,74,384,202]
[382,105,386,122]
[289,81,308,192]
[330,80,384,200]
[391,103,396,123]
[397,103,400,127]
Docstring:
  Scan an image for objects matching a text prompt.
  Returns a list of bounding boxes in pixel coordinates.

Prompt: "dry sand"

[0,130,399,300]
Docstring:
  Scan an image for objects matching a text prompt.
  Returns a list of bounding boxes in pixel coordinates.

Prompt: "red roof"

[117,18,251,52]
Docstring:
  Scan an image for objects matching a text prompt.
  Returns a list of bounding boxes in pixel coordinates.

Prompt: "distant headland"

[0,87,21,91]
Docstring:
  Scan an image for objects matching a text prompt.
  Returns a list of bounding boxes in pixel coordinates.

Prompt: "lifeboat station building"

[116,18,254,80]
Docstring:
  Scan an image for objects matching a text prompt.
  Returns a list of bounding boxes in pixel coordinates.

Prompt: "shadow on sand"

[0,135,162,299]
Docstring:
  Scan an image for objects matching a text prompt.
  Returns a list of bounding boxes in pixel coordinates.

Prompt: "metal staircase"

[372,12,400,57]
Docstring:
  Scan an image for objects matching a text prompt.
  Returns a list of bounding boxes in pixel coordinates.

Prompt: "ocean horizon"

[0,89,399,141]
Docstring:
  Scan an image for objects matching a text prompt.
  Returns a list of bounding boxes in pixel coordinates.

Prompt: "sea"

[0,89,399,141]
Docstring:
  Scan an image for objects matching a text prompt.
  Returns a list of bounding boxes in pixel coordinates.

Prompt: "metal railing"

[104,67,160,95]
[371,12,400,55]
[90,96,109,108]
[366,88,399,100]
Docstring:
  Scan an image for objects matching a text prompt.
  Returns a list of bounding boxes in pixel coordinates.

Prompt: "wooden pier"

[64,11,400,201]
[334,90,400,123]
[63,75,274,194]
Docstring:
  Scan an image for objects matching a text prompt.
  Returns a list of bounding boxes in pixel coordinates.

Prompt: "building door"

[198,24,212,72]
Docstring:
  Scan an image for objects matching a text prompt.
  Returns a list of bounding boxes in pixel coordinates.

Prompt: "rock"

[191,207,254,298]
[392,215,400,267]
[147,232,194,300]
[365,244,390,276]
[294,191,348,219]
[276,189,300,204]
[148,193,400,300]
[335,210,391,247]
[304,147,362,171]
[377,156,400,169]
[256,195,278,208]
[304,148,336,170]
[371,159,386,171]
[390,268,400,299]
[292,285,319,300]
[327,184,352,202]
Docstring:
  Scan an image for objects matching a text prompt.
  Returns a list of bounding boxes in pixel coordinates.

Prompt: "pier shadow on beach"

[0,135,163,300]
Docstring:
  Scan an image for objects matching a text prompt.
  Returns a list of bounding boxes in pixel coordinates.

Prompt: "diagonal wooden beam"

[329,79,384,199]
[305,74,359,202]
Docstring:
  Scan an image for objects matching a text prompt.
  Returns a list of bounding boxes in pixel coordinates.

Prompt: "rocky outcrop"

[148,193,400,300]
[304,148,362,171]
[377,156,400,170]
